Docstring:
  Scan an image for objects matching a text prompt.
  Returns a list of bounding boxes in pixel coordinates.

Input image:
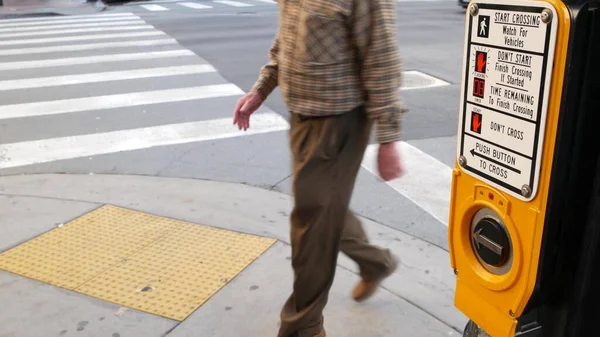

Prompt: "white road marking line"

[140,4,170,11]
[0,39,178,56]
[0,13,133,24]
[0,20,147,33]
[0,84,244,120]
[361,143,453,226]
[0,15,141,29]
[0,25,155,39]
[129,0,188,4]
[0,50,195,71]
[178,2,213,9]
[0,112,289,170]
[214,0,255,7]
[0,65,216,91]
[0,31,166,46]
[401,70,451,91]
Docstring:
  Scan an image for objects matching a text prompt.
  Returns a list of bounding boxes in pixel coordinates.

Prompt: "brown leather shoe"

[352,255,399,302]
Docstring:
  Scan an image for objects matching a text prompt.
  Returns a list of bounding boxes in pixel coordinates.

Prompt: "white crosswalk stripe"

[0,31,166,46]
[134,0,269,11]
[0,39,179,56]
[0,20,145,33]
[0,50,195,70]
[178,2,213,9]
[0,84,243,120]
[0,65,217,91]
[0,13,134,24]
[0,15,141,28]
[0,114,289,170]
[212,0,255,7]
[0,24,155,39]
[140,4,170,11]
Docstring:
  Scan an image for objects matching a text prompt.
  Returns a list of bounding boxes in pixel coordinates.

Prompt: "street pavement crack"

[269,173,292,191]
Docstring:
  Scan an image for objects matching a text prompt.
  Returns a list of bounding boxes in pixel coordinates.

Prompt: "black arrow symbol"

[470,148,521,174]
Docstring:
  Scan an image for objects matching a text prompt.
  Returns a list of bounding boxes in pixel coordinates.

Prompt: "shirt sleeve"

[251,31,280,101]
[351,0,408,144]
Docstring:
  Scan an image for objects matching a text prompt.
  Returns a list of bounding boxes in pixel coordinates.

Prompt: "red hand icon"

[472,113,481,132]
[477,53,486,73]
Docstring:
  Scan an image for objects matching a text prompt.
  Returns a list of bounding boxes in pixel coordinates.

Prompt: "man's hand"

[233,91,263,131]
[377,142,404,181]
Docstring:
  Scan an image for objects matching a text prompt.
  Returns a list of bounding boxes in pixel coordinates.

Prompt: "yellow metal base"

[0,205,276,321]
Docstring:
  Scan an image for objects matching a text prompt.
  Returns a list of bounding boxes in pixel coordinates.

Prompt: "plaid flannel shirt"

[251,0,407,144]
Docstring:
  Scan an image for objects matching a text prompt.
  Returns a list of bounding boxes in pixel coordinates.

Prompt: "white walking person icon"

[480,17,487,35]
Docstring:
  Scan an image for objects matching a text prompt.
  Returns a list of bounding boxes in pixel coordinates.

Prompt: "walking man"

[232,0,407,334]
[480,16,488,35]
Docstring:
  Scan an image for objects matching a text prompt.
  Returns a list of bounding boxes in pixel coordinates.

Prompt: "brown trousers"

[278,105,395,337]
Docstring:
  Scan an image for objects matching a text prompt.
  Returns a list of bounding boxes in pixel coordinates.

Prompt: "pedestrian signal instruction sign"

[456,0,558,201]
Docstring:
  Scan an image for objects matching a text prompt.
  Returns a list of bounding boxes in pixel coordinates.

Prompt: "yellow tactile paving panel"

[0,204,276,321]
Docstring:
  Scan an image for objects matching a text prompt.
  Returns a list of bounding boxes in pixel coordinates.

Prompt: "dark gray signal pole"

[512,0,600,336]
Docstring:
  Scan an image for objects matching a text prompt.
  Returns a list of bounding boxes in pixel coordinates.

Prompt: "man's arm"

[251,31,280,101]
[351,0,408,144]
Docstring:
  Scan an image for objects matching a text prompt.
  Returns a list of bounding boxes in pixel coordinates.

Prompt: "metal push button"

[473,218,510,267]
[470,208,513,275]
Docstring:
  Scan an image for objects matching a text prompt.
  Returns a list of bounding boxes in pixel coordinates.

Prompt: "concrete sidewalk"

[0,173,467,336]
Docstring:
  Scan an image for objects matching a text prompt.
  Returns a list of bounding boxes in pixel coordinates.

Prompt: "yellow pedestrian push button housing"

[447,0,571,335]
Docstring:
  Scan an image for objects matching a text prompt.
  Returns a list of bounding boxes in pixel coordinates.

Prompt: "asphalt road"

[0,0,468,249]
